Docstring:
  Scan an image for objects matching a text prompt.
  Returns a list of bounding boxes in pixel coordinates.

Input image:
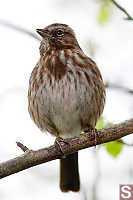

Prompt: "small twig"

[110,0,133,20]
[16,142,30,152]
[105,82,133,95]
[0,19,40,41]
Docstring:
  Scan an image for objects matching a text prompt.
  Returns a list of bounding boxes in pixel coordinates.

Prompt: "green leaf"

[96,116,105,129]
[98,4,112,25]
[105,141,123,158]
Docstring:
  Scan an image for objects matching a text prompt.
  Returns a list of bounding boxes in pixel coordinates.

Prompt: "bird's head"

[36,23,80,52]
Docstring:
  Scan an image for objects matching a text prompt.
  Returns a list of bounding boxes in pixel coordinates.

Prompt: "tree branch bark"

[0,118,133,179]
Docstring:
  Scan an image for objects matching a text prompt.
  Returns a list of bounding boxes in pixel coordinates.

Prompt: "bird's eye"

[56,29,64,37]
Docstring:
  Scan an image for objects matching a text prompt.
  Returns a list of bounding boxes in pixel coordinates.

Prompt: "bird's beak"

[36,29,49,37]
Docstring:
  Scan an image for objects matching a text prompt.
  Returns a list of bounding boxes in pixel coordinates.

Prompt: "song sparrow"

[28,23,105,192]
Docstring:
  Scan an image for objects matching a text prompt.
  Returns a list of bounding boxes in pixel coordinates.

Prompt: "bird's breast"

[28,50,105,138]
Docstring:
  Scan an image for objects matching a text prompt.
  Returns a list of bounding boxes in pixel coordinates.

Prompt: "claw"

[84,126,98,147]
[55,137,69,155]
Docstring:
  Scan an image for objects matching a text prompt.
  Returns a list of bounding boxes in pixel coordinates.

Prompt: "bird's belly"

[29,72,102,138]
[34,84,82,138]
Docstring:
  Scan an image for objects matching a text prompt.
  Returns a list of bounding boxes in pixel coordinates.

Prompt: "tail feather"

[60,152,80,192]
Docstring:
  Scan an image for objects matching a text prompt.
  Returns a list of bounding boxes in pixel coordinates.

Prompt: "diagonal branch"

[110,0,133,20]
[105,82,133,95]
[0,19,40,41]
[0,118,133,179]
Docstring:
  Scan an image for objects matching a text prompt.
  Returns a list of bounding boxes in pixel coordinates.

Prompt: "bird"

[28,23,105,192]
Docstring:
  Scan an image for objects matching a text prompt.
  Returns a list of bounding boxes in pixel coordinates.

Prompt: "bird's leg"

[55,137,69,156]
[84,126,98,147]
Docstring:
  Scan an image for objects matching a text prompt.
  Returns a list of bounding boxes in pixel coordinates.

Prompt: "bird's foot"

[55,137,69,156]
[84,126,98,147]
